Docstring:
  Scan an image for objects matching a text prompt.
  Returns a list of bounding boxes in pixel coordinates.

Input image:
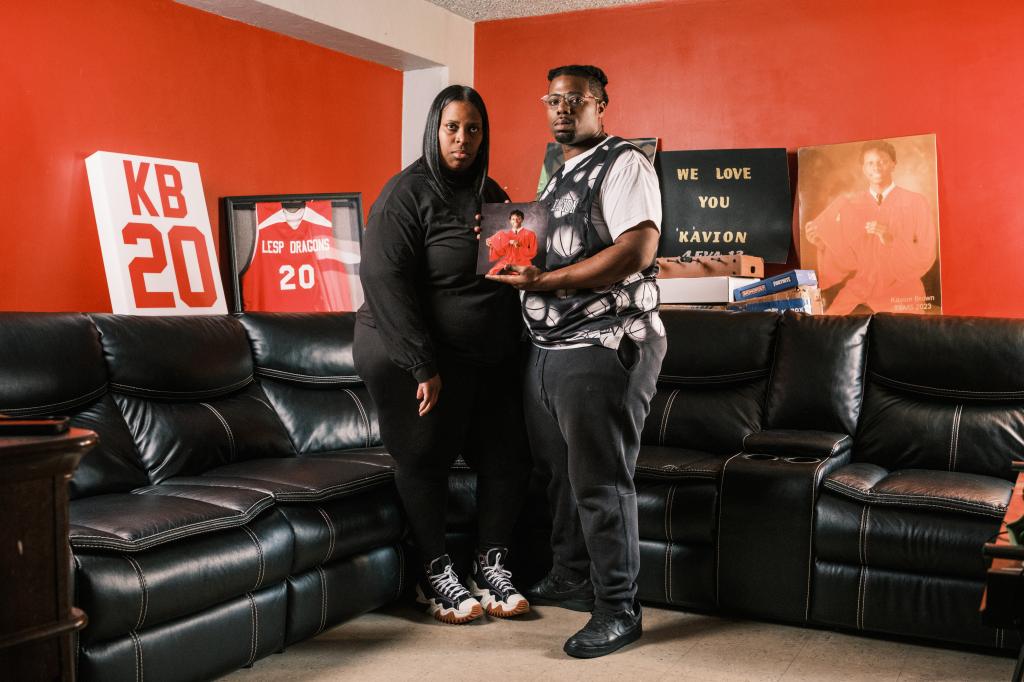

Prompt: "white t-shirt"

[559,138,662,243]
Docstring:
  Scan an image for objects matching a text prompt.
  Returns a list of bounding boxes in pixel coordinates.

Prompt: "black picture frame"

[221,192,364,313]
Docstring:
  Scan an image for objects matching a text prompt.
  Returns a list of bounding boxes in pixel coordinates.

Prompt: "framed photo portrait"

[223,193,364,313]
[797,134,942,315]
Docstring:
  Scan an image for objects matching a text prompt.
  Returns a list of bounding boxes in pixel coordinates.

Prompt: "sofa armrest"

[742,429,852,461]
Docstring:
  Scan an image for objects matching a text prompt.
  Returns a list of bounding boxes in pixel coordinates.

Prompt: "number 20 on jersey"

[86,151,228,315]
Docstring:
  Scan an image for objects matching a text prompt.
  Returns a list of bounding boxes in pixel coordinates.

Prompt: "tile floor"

[227,602,1014,681]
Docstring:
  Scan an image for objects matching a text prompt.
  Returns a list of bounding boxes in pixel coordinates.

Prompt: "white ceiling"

[425,0,652,21]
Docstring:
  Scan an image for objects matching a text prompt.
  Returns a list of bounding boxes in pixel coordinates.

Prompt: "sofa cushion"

[815,464,1010,578]
[91,314,255,400]
[190,449,395,502]
[69,484,276,552]
[637,478,719,545]
[855,381,1024,482]
[115,384,295,483]
[645,310,777,454]
[275,485,404,573]
[238,313,383,455]
[764,313,870,435]
[868,313,1024,402]
[238,312,359,384]
[75,508,292,645]
[857,313,1024,481]
[0,312,107,415]
[635,445,727,480]
[825,464,1010,519]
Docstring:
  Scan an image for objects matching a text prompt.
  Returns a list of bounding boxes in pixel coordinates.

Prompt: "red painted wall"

[0,0,402,312]
[476,0,1024,317]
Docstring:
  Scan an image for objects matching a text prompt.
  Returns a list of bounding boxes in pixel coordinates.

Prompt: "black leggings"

[354,321,532,561]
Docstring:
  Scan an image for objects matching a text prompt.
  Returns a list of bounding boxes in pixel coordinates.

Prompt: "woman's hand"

[417,374,442,416]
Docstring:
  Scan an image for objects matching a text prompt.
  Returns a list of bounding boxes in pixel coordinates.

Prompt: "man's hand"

[486,265,549,290]
[509,239,519,247]
[865,220,890,245]
[416,374,441,416]
[484,235,492,247]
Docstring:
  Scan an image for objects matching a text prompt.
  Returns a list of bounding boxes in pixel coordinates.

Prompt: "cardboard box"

[733,269,818,301]
[659,276,759,304]
[727,285,824,314]
[657,255,764,279]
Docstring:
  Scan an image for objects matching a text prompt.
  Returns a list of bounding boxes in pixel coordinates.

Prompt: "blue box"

[733,269,818,301]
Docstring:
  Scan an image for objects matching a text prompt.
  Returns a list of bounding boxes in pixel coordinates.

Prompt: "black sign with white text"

[656,148,791,263]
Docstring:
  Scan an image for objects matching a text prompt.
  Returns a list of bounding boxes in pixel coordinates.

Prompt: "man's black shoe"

[563,601,642,659]
[525,571,595,612]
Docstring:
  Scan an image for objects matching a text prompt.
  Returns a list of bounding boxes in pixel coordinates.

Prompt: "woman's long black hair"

[421,84,490,201]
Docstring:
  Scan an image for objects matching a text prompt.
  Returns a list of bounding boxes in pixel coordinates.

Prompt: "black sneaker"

[468,547,530,617]
[525,570,595,612]
[415,554,483,624]
[563,600,643,658]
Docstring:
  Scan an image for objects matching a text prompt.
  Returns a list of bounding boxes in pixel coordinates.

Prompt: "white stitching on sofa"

[830,435,851,456]
[343,389,372,448]
[70,495,277,551]
[663,542,671,604]
[201,402,236,460]
[666,483,677,603]
[804,457,830,621]
[0,383,107,416]
[241,526,265,590]
[951,404,963,472]
[863,507,871,567]
[110,375,253,398]
[823,479,1005,516]
[317,507,336,565]
[124,555,149,630]
[129,630,143,682]
[659,369,768,383]
[659,390,679,445]
[715,452,745,606]
[858,506,867,566]
[256,367,361,384]
[317,566,328,634]
[869,372,1024,398]
[245,592,258,667]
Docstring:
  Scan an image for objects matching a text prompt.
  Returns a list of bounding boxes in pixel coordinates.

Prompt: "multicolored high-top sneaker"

[467,547,530,617]
[415,554,483,624]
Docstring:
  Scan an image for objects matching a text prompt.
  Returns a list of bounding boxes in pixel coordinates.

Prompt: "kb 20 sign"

[86,151,227,315]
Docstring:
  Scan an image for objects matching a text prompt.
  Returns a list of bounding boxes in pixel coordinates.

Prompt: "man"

[805,140,937,314]
[488,64,665,658]
[486,209,537,275]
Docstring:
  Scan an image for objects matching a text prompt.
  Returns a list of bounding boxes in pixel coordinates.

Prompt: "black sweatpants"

[524,335,666,613]
[354,321,532,561]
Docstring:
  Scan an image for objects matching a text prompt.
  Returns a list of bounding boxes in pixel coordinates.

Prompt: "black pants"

[524,335,666,613]
[354,321,532,561]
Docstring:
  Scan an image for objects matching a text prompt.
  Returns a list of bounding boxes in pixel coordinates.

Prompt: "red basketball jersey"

[242,200,354,312]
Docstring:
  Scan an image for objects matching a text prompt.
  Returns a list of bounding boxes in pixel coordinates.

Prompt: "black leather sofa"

[1,309,1019,680]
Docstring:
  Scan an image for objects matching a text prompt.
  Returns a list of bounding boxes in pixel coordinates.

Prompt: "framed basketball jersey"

[223,193,364,313]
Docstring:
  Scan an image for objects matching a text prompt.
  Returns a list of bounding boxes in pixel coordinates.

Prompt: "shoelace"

[429,564,469,602]
[482,560,516,595]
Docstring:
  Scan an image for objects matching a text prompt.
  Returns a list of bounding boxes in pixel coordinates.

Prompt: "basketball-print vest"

[523,136,664,349]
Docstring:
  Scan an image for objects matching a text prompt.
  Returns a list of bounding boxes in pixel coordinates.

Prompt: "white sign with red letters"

[85,151,227,315]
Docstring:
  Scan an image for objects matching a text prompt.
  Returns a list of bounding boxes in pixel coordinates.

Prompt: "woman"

[354,85,532,624]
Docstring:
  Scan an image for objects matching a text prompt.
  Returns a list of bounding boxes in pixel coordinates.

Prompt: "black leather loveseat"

[2,313,404,680]
[1,308,1019,680]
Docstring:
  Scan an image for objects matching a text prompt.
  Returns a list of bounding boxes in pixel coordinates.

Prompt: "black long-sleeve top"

[357,158,522,382]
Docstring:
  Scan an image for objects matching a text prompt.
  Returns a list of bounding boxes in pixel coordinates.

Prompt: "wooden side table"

[0,429,96,681]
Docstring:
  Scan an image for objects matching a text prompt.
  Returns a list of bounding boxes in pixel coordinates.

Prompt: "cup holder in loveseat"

[742,454,778,461]
[783,456,823,464]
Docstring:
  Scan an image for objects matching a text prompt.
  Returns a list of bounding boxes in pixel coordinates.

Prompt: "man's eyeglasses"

[539,93,601,109]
